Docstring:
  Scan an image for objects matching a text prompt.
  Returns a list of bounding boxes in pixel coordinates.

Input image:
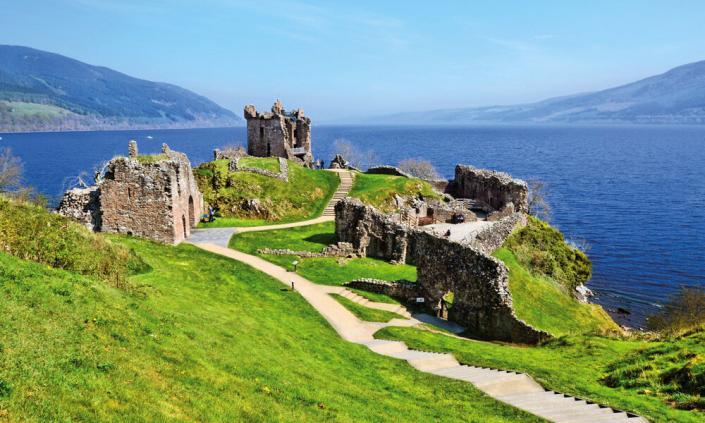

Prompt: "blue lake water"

[2,125,704,327]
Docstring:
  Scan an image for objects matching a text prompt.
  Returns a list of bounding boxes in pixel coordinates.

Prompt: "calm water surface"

[2,124,704,326]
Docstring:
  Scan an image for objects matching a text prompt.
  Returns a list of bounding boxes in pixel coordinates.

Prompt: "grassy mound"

[496,248,619,336]
[238,156,280,172]
[0,197,146,289]
[348,173,441,212]
[230,222,417,285]
[503,217,591,291]
[376,326,702,422]
[0,236,540,422]
[494,216,617,336]
[602,329,705,411]
[195,159,339,227]
[331,294,405,322]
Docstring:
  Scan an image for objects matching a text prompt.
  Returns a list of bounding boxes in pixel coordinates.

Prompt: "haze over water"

[3,124,704,326]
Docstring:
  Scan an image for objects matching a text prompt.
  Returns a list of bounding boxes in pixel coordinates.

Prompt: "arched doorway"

[188,196,195,227]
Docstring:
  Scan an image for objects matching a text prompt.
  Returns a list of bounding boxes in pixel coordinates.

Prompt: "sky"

[3,0,705,121]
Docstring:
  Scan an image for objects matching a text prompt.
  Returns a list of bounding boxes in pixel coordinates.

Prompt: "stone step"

[362,339,408,355]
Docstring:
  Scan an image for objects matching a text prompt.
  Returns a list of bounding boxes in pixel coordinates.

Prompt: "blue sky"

[3,0,705,121]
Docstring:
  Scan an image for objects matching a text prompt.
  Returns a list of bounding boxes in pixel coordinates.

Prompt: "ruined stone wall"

[335,198,415,264]
[56,186,101,231]
[450,165,528,213]
[414,232,548,343]
[61,143,203,245]
[335,198,547,343]
[470,213,527,255]
[344,279,418,300]
[244,100,313,166]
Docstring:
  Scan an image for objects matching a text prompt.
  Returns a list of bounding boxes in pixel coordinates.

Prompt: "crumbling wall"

[470,213,527,255]
[414,231,548,343]
[335,198,547,343]
[450,165,528,213]
[244,100,313,166]
[58,143,203,245]
[56,186,101,231]
[335,198,414,264]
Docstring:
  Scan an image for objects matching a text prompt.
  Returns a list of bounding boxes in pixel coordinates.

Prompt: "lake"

[2,124,704,327]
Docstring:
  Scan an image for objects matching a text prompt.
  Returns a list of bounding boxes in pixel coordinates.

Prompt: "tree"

[333,139,378,170]
[0,147,22,193]
[647,287,705,334]
[398,158,441,180]
[527,179,551,221]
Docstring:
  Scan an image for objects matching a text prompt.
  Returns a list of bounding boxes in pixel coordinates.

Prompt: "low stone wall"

[344,278,418,300]
[470,213,527,255]
[450,165,528,213]
[257,242,358,258]
[228,156,289,181]
[414,231,549,343]
[56,186,101,231]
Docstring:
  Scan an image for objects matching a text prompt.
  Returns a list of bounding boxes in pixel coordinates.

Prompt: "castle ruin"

[58,141,203,244]
[334,165,548,344]
[244,100,313,167]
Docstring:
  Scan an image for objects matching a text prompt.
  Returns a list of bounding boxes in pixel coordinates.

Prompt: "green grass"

[238,156,280,172]
[0,236,542,422]
[135,154,169,164]
[331,294,405,322]
[349,289,401,305]
[348,173,442,212]
[0,101,74,118]
[495,248,619,336]
[196,160,339,227]
[229,222,417,285]
[0,196,146,289]
[376,327,703,423]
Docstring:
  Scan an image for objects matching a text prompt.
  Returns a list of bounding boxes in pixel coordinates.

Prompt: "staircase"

[322,171,355,218]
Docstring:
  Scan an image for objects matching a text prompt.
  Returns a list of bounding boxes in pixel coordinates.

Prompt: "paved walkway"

[187,170,647,423]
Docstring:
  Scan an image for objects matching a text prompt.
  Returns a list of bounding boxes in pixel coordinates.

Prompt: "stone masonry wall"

[335,198,414,264]
[414,231,548,343]
[450,165,528,213]
[59,143,203,245]
[335,198,547,343]
[56,186,101,231]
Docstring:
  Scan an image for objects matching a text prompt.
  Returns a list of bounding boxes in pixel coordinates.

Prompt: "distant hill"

[0,45,240,132]
[371,60,705,125]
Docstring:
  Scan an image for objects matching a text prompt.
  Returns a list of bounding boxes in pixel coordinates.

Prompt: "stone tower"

[244,100,313,167]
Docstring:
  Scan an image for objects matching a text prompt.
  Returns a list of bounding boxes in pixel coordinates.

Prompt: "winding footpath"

[188,170,647,423]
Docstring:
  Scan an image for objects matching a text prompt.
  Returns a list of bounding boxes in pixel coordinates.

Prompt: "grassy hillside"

[195,159,339,227]
[331,294,406,322]
[230,222,417,285]
[492,216,618,336]
[348,173,442,212]
[0,196,146,289]
[376,327,702,422]
[0,234,540,421]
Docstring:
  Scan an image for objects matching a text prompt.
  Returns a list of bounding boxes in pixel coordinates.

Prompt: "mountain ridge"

[369,60,705,125]
[0,45,241,132]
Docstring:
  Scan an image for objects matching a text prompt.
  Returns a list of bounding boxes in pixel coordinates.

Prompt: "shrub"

[0,197,147,289]
[503,216,591,291]
[647,287,705,335]
[398,158,441,180]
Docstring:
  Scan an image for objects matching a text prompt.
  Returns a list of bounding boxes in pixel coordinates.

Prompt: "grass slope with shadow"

[331,294,406,323]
